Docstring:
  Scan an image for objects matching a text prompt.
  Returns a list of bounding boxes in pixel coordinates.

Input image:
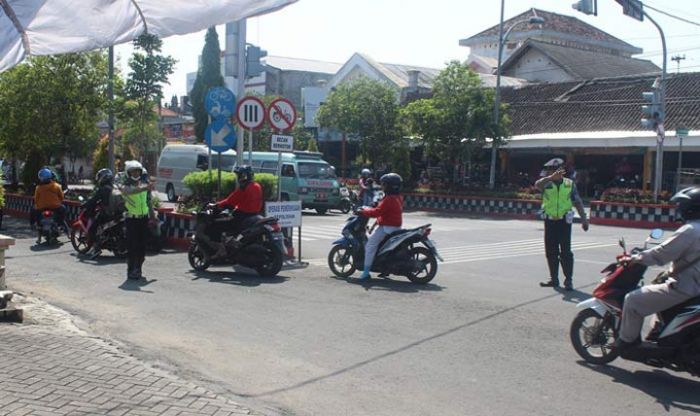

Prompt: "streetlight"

[489,3,545,189]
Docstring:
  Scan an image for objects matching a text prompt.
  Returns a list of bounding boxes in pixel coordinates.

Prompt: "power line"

[643,3,700,28]
[643,0,700,22]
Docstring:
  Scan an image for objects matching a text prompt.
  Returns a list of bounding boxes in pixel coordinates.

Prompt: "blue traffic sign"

[205,117,237,153]
[205,87,236,119]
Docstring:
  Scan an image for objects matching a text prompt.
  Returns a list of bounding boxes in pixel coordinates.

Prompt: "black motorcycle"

[571,229,700,376]
[327,214,442,284]
[187,207,285,277]
[36,209,67,245]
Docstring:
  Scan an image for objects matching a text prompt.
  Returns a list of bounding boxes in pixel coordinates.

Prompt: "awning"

[504,130,700,151]
[0,0,298,72]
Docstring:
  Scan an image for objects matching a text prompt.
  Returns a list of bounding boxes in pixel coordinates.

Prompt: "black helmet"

[380,173,403,195]
[670,187,700,221]
[234,165,254,184]
[95,168,113,186]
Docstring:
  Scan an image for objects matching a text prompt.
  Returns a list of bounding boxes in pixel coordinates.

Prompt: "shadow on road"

[29,241,66,252]
[0,216,38,239]
[555,287,591,304]
[119,278,158,293]
[189,269,289,287]
[578,362,700,413]
[329,275,443,293]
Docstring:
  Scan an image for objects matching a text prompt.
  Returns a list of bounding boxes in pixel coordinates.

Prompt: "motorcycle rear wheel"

[570,308,619,365]
[328,245,356,278]
[255,242,283,277]
[188,244,211,271]
[406,246,437,284]
[339,199,352,214]
[70,228,91,254]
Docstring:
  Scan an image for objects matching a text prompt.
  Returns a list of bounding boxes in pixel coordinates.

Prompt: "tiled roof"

[461,8,640,55]
[503,40,660,80]
[500,73,700,134]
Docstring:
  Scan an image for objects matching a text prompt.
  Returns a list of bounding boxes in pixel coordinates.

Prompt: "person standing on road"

[118,161,154,280]
[359,168,374,207]
[536,158,589,291]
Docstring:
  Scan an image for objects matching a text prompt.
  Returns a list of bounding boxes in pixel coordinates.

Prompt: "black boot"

[563,278,573,291]
[540,278,559,288]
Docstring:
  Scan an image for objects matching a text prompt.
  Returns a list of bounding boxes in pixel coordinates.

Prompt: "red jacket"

[216,182,263,214]
[361,194,403,227]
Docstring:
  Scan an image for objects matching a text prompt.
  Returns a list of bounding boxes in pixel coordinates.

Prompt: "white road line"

[441,244,617,265]
[440,243,606,262]
[437,240,603,256]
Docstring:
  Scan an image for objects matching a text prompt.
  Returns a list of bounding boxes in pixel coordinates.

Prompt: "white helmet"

[361,168,371,177]
[125,160,144,179]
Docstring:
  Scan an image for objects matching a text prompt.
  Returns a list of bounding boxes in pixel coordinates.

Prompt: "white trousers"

[364,225,401,269]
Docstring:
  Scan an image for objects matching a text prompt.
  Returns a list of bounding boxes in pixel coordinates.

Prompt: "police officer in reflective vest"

[119,160,154,280]
[535,158,589,290]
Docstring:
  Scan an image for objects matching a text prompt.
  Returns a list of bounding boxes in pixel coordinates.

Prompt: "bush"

[254,173,278,201]
[183,170,237,203]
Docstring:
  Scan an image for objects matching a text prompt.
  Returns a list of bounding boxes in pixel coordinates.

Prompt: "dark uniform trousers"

[544,218,573,284]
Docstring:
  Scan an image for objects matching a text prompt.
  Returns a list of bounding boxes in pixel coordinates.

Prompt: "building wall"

[503,49,573,83]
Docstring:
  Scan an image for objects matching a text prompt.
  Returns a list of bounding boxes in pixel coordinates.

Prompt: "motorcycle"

[327,212,442,284]
[570,229,700,376]
[187,207,285,277]
[337,186,359,214]
[71,198,165,258]
[36,209,67,245]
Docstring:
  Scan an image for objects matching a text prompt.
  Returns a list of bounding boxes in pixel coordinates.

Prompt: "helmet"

[95,168,113,186]
[361,168,371,178]
[670,187,700,221]
[234,165,254,184]
[124,160,143,179]
[380,173,403,195]
[540,158,565,177]
[38,168,53,183]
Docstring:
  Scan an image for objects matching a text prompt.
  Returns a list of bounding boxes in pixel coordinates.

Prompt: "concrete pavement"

[0,295,265,416]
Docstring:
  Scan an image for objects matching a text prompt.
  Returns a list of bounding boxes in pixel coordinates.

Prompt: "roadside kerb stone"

[0,295,266,416]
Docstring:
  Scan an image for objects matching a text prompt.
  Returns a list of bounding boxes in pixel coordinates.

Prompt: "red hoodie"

[216,182,263,214]
[361,194,403,227]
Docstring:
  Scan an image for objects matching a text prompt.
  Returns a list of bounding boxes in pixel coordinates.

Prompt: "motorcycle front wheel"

[255,241,283,277]
[406,246,437,284]
[570,308,619,365]
[70,227,91,254]
[328,245,356,278]
[188,243,211,271]
[339,199,352,214]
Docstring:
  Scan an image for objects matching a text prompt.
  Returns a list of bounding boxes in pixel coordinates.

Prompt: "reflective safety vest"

[122,189,149,217]
[542,178,573,220]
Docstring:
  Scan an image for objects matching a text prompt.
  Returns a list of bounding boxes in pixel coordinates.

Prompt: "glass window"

[261,161,278,174]
[298,162,337,179]
[282,164,296,177]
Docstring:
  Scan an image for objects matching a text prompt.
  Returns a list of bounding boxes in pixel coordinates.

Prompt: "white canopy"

[0,0,298,72]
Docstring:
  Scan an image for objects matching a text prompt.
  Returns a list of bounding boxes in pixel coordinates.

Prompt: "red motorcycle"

[570,229,700,376]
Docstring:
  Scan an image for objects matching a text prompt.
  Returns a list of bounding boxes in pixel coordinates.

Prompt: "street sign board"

[265,201,302,228]
[677,127,689,137]
[205,87,236,119]
[617,0,643,21]
[271,134,294,152]
[267,98,297,132]
[205,117,237,153]
[236,96,266,130]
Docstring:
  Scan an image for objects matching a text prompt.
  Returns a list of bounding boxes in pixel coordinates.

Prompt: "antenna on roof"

[672,55,686,74]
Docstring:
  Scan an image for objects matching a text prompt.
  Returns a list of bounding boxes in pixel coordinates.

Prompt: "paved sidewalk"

[0,295,264,416]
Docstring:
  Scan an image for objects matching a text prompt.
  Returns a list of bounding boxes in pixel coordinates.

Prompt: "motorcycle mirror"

[649,229,664,240]
[619,237,627,252]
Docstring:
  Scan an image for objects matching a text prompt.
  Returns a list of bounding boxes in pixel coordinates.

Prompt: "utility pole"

[672,54,686,74]
[108,46,115,172]
[236,19,247,165]
[645,11,667,202]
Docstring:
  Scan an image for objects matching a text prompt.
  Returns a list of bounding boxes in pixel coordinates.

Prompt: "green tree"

[0,52,109,188]
[306,138,319,152]
[401,61,508,173]
[191,27,225,142]
[125,33,175,160]
[316,77,400,166]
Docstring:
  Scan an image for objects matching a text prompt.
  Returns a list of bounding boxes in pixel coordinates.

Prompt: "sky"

[114,0,700,101]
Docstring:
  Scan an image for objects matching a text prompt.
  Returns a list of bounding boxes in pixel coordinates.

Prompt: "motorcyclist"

[32,167,68,241]
[359,168,375,207]
[615,186,700,351]
[207,165,263,258]
[118,160,154,280]
[356,173,404,281]
[83,168,117,259]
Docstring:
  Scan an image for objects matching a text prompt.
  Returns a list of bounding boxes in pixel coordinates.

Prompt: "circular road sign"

[267,98,297,132]
[236,96,266,130]
[205,87,236,119]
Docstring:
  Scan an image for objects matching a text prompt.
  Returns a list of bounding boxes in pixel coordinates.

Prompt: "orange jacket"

[34,181,64,210]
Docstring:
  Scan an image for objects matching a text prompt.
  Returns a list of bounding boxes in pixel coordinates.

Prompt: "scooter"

[337,186,359,214]
[36,209,66,245]
[570,229,700,376]
[187,207,285,277]
[327,211,442,284]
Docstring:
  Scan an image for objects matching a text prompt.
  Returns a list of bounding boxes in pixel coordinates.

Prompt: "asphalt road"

[5,212,699,416]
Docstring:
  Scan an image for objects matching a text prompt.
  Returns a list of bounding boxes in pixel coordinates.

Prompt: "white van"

[155,144,237,202]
